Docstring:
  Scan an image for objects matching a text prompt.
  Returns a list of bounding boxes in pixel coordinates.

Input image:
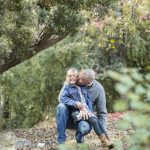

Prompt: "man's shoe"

[98,134,114,149]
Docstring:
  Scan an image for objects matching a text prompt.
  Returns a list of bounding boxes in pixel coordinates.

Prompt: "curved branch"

[0,30,70,74]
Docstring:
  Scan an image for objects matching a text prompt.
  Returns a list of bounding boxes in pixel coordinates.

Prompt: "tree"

[0,36,88,129]
[82,0,150,69]
[0,0,116,74]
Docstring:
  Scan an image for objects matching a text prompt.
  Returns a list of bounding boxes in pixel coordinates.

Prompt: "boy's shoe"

[75,131,84,143]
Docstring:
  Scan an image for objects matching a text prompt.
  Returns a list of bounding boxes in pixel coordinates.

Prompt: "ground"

[0,112,133,150]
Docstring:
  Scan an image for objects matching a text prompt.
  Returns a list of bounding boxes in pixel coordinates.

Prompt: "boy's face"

[66,70,78,84]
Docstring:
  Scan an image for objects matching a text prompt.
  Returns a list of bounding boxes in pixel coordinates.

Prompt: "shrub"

[109,68,150,150]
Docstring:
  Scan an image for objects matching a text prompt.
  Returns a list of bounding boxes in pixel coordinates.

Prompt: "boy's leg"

[56,103,70,144]
[75,120,92,143]
[88,116,106,136]
[66,114,92,143]
[66,113,92,143]
[56,103,92,143]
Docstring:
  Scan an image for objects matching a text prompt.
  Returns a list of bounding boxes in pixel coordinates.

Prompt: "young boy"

[60,68,114,149]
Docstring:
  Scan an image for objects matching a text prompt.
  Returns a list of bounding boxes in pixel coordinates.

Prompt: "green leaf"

[115,83,129,94]
[114,100,128,111]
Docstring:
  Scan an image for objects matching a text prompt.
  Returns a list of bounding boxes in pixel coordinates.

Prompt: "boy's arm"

[58,85,65,102]
[60,87,77,107]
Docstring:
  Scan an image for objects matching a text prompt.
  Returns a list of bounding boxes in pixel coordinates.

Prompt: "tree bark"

[0,30,69,74]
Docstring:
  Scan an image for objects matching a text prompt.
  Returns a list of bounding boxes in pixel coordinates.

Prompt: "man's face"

[77,73,91,86]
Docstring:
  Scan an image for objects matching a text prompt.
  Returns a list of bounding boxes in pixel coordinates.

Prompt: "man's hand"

[76,102,85,110]
[80,108,90,120]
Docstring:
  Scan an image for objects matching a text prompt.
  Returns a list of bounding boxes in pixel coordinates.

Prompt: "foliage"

[0,37,87,129]
[0,0,38,62]
[109,68,150,150]
[0,0,117,129]
[70,0,150,111]
[81,0,150,68]
[0,0,116,73]
[0,0,149,129]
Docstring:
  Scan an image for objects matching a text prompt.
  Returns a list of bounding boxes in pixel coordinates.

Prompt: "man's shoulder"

[93,79,101,86]
[93,80,104,89]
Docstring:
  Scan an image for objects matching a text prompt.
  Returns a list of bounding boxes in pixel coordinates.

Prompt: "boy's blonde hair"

[66,67,78,75]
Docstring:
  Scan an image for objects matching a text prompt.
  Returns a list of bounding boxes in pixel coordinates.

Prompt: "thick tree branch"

[0,31,70,74]
[31,31,69,53]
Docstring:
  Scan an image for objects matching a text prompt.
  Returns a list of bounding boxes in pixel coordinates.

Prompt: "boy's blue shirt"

[60,84,93,112]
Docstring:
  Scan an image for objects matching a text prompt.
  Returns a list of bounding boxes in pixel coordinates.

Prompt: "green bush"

[0,39,87,129]
[109,68,150,150]
[97,76,119,112]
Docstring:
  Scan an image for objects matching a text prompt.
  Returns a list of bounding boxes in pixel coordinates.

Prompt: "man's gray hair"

[81,69,95,81]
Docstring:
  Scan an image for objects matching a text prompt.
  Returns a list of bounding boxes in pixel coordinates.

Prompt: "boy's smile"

[66,70,78,84]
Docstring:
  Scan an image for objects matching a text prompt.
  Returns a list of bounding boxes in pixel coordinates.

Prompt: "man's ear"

[76,79,81,85]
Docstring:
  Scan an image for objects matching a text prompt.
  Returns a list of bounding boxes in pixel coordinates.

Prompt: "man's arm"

[95,85,107,130]
[85,91,93,112]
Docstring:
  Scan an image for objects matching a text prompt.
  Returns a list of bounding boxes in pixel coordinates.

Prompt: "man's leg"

[75,120,92,143]
[56,103,70,144]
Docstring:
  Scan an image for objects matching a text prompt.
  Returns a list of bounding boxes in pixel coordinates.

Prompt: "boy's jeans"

[56,103,92,144]
[87,116,106,135]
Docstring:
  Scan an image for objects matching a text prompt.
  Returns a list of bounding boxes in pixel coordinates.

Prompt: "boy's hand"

[76,102,85,110]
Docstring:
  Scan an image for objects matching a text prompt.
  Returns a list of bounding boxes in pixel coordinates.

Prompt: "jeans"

[56,103,92,143]
[87,116,106,136]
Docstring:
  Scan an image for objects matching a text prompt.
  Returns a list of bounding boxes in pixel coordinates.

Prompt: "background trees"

[109,69,150,150]
[0,0,116,73]
[0,0,149,130]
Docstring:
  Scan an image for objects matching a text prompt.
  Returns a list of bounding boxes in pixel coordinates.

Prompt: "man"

[78,69,107,129]
[56,68,107,144]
